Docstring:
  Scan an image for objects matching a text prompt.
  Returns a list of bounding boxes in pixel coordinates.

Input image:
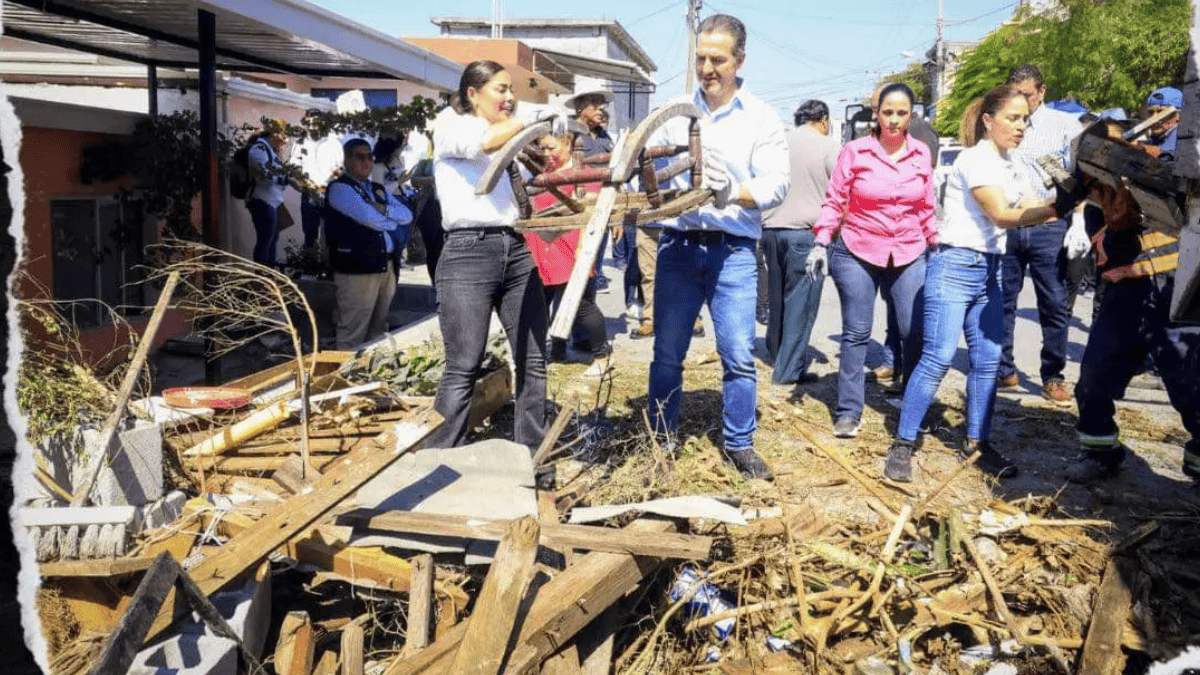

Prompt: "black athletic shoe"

[725,447,774,480]
[1065,449,1126,484]
[885,439,915,482]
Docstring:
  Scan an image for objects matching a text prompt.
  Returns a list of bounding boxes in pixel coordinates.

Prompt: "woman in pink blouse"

[807,82,937,438]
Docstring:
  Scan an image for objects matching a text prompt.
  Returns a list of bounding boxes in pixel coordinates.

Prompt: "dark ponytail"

[450,60,506,115]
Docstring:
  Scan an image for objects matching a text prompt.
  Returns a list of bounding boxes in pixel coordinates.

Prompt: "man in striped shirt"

[998,64,1083,406]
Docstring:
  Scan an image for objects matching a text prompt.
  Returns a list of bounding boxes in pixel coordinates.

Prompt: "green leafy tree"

[876,62,933,104]
[933,0,1190,136]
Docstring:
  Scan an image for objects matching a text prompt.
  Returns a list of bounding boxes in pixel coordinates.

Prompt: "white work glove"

[515,103,568,136]
[703,148,739,209]
[1063,209,1091,260]
[805,244,828,279]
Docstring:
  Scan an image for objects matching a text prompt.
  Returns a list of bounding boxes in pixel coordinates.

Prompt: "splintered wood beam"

[448,516,541,675]
[405,554,435,654]
[341,511,712,560]
[381,520,674,675]
[1078,558,1134,675]
[275,611,315,675]
[548,186,619,341]
[341,621,365,675]
[144,406,442,645]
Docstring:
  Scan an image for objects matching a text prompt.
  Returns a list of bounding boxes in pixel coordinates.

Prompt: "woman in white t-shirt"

[885,83,1076,482]
[423,60,568,453]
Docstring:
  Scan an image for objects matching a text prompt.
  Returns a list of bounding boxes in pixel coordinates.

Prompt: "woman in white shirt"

[423,60,566,452]
[885,83,1076,482]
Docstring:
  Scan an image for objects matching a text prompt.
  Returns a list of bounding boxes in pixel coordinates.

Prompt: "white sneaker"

[626,303,643,321]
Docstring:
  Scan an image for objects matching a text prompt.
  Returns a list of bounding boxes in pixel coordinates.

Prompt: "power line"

[625,0,680,27]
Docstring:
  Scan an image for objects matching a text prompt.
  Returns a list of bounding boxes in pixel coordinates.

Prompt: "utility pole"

[684,0,701,93]
[931,0,945,118]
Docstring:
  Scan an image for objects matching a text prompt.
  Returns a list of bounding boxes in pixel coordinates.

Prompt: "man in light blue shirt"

[999,64,1083,407]
[646,13,790,480]
[325,138,413,349]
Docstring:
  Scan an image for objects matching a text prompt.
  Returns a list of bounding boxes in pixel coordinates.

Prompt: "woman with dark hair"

[884,84,1077,482]
[808,82,937,439]
[245,123,292,267]
[423,60,568,451]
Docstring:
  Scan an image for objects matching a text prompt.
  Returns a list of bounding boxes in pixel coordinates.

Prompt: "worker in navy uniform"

[1067,117,1200,491]
[325,138,413,350]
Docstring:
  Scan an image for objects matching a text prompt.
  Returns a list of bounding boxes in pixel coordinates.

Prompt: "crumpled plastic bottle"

[669,567,736,640]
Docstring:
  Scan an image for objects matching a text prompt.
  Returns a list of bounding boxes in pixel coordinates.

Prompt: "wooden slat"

[1078,558,1134,675]
[448,517,541,675]
[144,406,442,645]
[341,622,365,675]
[405,554,435,654]
[381,520,673,675]
[275,611,315,675]
[343,511,711,560]
[40,556,157,578]
[273,456,322,494]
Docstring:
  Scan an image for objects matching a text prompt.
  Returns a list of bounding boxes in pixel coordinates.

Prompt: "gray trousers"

[334,262,396,350]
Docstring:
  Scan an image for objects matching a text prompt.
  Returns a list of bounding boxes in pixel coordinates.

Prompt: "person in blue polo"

[325,138,413,350]
[1138,86,1182,163]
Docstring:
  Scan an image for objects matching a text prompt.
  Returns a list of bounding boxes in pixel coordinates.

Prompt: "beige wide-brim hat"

[563,89,614,111]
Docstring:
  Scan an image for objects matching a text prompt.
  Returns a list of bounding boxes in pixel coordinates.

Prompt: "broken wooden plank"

[74,271,180,506]
[1078,558,1134,675]
[189,453,340,474]
[39,556,157,578]
[342,511,712,560]
[382,519,673,675]
[314,650,339,675]
[145,405,442,645]
[406,553,435,654]
[448,516,541,675]
[341,621,365,675]
[275,611,315,675]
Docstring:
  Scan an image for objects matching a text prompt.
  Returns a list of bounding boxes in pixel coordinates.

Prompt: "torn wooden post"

[72,271,180,506]
[448,516,541,675]
[405,553,435,654]
[341,621,365,675]
[1079,558,1134,675]
[273,456,322,495]
[342,511,713,560]
[275,611,315,675]
[144,406,441,645]
[382,519,673,675]
[548,187,619,340]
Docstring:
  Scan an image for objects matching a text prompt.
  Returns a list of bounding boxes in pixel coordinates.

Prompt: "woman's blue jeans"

[898,246,1005,442]
[828,238,926,421]
[425,228,548,450]
[246,198,279,267]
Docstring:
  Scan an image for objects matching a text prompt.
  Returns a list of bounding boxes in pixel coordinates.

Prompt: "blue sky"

[313,0,1021,121]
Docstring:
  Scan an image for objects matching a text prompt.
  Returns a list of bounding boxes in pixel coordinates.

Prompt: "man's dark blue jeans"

[999,218,1070,384]
[1075,273,1200,474]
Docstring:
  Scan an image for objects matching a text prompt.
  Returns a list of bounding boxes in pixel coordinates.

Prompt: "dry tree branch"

[144,240,320,468]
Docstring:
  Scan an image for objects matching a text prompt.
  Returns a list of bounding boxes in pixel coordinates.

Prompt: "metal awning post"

[147,64,158,117]
[199,8,222,384]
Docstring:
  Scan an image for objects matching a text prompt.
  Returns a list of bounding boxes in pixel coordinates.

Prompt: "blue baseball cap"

[1145,86,1183,109]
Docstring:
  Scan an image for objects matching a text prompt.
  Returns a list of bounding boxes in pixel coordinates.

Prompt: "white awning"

[532,47,655,88]
[1,0,462,91]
